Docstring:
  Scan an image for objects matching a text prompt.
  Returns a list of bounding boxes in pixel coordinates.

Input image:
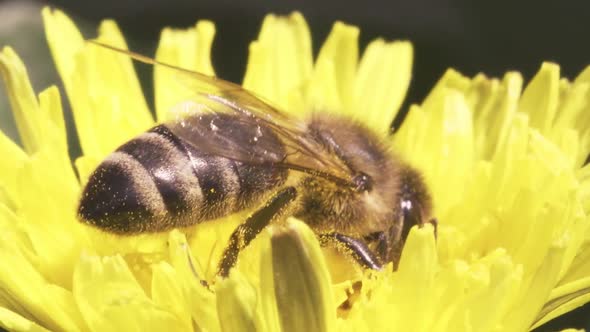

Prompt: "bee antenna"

[87,40,211,78]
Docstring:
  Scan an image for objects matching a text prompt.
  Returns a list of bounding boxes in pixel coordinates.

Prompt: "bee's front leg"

[217,186,297,278]
[319,233,382,270]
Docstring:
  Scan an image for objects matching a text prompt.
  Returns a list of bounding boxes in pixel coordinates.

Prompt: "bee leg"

[319,233,382,270]
[374,231,390,262]
[363,231,395,264]
[217,187,297,278]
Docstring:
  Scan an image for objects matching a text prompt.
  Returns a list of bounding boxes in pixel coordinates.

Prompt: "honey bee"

[78,41,437,277]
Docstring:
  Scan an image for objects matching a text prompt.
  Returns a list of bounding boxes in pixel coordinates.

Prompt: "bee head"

[398,166,434,234]
[362,165,435,267]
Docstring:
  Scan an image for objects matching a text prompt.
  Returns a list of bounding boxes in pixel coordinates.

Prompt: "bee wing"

[88,41,292,121]
[166,92,355,187]
[164,97,289,165]
[88,41,356,187]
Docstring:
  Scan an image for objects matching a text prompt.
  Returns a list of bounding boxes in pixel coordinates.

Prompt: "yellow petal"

[445,250,522,332]
[0,46,86,286]
[151,262,194,331]
[43,8,152,161]
[0,47,41,154]
[154,20,216,121]
[215,270,258,331]
[388,224,437,331]
[394,75,474,219]
[471,72,522,160]
[551,78,588,166]
[167,230,220,331]
[533,276,590,329]
[518,62,559,135]
[572,66,590,141]
[0,307,52,332]
[0,108,27,211]
[243,12,313,115]
[503,244,566,331]
[73,254,184,331]
[267,219,334,332]
[257,233,282,332]
[351,39,413,135]
[559,233,590,286]
[307,22,358,116]
[0,236,84,331]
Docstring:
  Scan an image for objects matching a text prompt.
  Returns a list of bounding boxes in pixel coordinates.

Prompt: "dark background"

[0,0,589,330]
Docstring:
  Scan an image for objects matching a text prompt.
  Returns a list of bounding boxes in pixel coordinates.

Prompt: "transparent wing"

[89,41,356,188]
[166,92,355,187]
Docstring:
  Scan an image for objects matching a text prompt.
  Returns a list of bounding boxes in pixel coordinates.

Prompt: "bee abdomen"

[78,151,167,233]
[79,128,208,233]
[78,124,286,234]
[118,129,207,215]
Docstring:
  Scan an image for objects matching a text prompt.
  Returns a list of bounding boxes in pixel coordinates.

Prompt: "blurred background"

[0,0,589,330]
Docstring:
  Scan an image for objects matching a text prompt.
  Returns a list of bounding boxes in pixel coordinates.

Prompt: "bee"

[78,41,437,277]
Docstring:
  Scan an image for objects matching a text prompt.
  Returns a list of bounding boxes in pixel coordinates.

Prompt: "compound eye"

[353,172,373,192]
[400,198,422,241]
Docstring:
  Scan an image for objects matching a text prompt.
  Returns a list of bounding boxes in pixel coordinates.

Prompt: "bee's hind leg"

[319,233,382,270]
[217,187,297,278]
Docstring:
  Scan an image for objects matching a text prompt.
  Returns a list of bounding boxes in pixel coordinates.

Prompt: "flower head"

[0,7,589,332]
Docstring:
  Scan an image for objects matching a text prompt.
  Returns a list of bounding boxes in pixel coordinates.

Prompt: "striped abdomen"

[78,123,287,234]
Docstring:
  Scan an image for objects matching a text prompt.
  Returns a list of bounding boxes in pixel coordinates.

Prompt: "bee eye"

[353,172,372,192]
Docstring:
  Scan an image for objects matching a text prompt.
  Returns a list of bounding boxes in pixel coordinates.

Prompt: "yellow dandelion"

[0,6,589,332]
